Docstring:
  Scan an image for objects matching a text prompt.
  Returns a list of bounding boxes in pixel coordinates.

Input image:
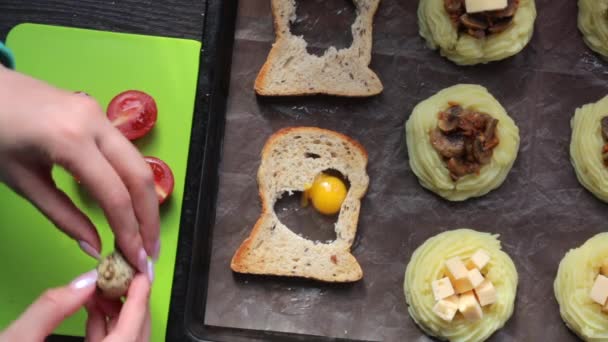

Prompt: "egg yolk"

[303,174,347,215]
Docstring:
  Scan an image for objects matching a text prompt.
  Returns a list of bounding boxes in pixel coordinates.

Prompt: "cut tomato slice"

[107,90,157,140]
[144,157,174,204]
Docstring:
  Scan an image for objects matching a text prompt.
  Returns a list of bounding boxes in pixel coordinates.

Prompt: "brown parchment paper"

[204,0,608,340]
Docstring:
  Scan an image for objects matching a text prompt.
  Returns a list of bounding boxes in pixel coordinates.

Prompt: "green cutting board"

[1,23,201,340]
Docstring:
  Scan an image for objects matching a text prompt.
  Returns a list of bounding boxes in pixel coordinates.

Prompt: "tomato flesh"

[144,157,174,204]
[107,90,157,140]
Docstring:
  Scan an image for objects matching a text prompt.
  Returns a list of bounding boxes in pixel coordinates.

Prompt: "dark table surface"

[0,0,205,41]
[0,1,227,341]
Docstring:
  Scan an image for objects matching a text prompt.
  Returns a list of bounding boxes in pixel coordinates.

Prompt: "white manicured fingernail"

[152,239,161,261]
[78,240,100,259]
[70,270,98,290]
[138,248,148,275]
[147,260,155,283]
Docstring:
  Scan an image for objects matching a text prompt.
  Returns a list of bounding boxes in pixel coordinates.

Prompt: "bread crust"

[261,127,369,160]
[231,127,369,282]
[254,0,383,97]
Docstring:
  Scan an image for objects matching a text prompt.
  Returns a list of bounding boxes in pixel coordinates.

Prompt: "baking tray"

[171,0,608,341]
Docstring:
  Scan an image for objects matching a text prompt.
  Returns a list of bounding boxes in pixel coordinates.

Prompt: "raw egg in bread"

[303,173,347,215]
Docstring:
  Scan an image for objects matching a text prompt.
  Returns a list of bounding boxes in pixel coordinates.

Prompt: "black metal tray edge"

[165,0,237,340]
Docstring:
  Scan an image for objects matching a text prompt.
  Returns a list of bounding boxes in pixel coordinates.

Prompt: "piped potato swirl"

[554,233,608,341]
[406,84,520,201]
[570,95,608,203]
[578,0,608,59]
[417,0,536,65]
[404,229,518,342]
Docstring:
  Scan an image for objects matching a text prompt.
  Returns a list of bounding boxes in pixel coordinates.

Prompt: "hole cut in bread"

[273,169,351,243]
[274,191,338,243]
[231,127,369,282]
[254,0,384,97]
[290,0,356,56]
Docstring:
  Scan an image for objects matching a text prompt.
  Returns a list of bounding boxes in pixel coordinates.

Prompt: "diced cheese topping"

[601,261,608,277]
[459,291,484,321]
[467,249,491,270]
[432,277,455,301]
[433,295,459,322]
[467,268,485,288]
[474,279,497,306]
[431,252,496,321]
[465,0,508,13]
[451,276,474,294]
[445,257,469,280]
[445,294,460,306]
[591,275,608,306]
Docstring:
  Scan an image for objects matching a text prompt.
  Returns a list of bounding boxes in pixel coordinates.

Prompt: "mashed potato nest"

[578,0,608,59]
[554,233,608,341]
[570,95,608,203]
[417,0,536,65]
[406,84,520,201]
[404,229,518,342]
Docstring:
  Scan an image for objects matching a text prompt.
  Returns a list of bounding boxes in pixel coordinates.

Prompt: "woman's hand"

[0,66,160,276]
[0,271,151,342]
[85,275,151,342]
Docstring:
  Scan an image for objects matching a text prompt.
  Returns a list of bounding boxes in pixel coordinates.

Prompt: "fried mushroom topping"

[431,104,500,180]
[444,0,519,39]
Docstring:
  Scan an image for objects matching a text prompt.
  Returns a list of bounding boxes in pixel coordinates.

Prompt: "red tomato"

[107,90,157,140]
[144,156,174,204]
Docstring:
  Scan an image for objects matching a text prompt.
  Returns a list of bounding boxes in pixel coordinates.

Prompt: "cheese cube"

[468,268,485,288]
[474,279,497,306]
[601,261,608,277]
[459,291,483,321]
[602,299,608,313]
[433,295,459,322]
[445,257,469,280]
[467,249,491,270]
[445,294,459,305]
[465,0,508,13]
[432,277,455,301]
[448,269,484,294]
[451,277,474,294]
[590,275,608,306]
[446,257,476,294]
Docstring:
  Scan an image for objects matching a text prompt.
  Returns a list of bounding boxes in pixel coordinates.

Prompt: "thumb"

[2,269,98,341]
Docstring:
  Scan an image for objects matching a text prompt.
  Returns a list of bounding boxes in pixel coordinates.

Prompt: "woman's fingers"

[87,276,151,342]
[84,301,106,342]
[96,126,160,260]
[107,316,119,335]
[3,158,101,258]
[58,142,149,277]
[2,270,97,341]
[139,305,151,342]
[84,291,125,341]
[93,294,123,319]
[108,275,151,341]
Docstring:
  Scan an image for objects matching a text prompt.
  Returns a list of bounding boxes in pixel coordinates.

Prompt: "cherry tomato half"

[107,90,157,140]
[144,156,174,204]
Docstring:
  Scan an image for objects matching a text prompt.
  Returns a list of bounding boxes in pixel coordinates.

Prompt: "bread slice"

[254,0,383,97]
[231,127,369,282]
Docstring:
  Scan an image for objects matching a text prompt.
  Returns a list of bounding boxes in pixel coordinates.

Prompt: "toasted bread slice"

[254,0,383,97]
[231,127,369,282]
